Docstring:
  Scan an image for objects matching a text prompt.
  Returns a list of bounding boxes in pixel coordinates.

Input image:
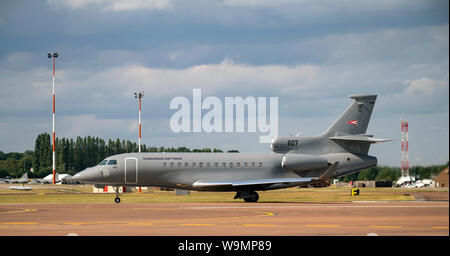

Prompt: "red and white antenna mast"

[134,91,144,193]
[134,91,144,152]
[48,52,59,185]
[401,119,409,178]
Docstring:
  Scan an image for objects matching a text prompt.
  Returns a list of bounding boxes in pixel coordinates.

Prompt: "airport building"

[434,167,449,188]
[354,180,392,188]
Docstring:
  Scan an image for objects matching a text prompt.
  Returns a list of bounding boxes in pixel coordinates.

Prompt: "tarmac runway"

[0,201,448,236]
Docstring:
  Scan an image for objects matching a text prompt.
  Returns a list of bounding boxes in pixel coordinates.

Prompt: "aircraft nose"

[72,168,101,183]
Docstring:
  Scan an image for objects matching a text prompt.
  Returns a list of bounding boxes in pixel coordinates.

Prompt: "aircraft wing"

[192,177,314,188]
[192,162,339,189]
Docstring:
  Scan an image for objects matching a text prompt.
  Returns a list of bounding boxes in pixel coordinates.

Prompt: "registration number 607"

[287,140,299,146]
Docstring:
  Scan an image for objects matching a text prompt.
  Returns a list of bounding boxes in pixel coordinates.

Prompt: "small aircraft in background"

[0,173,29,184]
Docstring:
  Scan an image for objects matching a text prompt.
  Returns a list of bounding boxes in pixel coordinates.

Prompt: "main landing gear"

[234,190,259,203]
[113,186,121,204]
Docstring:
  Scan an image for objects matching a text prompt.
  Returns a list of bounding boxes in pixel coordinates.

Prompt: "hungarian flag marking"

[346,120,358,125]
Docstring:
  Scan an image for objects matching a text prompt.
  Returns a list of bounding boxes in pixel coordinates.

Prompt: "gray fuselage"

[73,145,376,192]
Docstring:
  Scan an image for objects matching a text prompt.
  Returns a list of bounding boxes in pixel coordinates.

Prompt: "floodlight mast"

[135,91,144,193]
[135,91,144,153]
[48,52,59,184]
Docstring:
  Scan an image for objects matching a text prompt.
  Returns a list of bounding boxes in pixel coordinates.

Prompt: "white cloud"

[222,0,299,6]
[428,24,449,46]
[4,53,446,119]
[404,74,449,96]
[0,67,50,113]
[76,59,321,99]
[379,74,449,115]
[5,52,33,66]
[169,50,185,61]
[223,0,415,9]
[128,121,138,133]
[104,0,173,12]
[59,114,131,138]
[46,0,173,12]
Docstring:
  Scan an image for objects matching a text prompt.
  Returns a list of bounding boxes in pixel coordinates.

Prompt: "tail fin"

[323,94,377,137]
[21,173,28,180]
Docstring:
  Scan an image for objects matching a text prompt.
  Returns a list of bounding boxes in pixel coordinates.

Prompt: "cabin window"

[192,163,196,168]
[237,162,241,168]
[258,162,262,167]
[170,162,174,168]
[229,163,233,168]
[185,162,188,168]
[214,163,218,168]
[251,162,255,167]
[163,162,167,168]
[199,162,203,168]
[206,163,211,168]
[177,162,181,168]
[244,162,248,168]
[98,160,108,165]
[222,163,226,168]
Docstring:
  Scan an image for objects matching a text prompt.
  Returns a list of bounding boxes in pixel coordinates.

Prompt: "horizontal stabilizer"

[329,134,391,144]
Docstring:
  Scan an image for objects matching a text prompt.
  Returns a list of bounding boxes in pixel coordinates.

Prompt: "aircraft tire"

[244,192,259,202]
[115,197,121,203]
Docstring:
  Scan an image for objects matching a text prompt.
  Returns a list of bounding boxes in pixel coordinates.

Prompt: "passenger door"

[125,157,138,184]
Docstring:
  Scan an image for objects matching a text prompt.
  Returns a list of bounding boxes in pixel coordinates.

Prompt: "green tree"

[375,167,398,181]
[32,133,51,172]
[357,167,379,180]
[73,136,84,171]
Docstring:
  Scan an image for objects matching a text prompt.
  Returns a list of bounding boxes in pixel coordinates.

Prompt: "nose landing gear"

[113,186,121,203]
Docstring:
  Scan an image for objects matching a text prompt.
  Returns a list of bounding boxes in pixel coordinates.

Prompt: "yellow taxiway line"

[243,224,277,227]
[179,223,214,226]
[2,222,37,225]
[305,224,341,228]
[0,209,37,214]
[368,225,402,228]
[124,222,153,226]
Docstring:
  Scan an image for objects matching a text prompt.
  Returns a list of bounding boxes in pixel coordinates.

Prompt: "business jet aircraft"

[73,94,389,203]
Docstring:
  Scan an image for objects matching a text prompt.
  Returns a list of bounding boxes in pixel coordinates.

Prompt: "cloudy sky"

[0,0,448,166]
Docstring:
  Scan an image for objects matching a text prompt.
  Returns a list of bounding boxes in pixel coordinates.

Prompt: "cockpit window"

[98,160,108,165]
[107,160,117,165]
